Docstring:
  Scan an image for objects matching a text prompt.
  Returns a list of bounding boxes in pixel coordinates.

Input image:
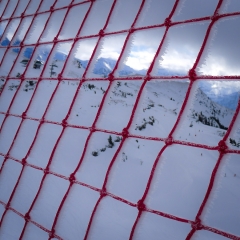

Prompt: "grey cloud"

[173,0,219,22]
[199,16,240,75]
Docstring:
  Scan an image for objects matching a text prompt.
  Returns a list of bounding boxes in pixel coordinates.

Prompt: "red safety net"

[0,0,240,239]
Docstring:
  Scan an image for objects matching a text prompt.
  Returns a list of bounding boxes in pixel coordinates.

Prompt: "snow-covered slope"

[173,86,236,147]
[0,38,185,78]
[0,44,238,150]
[90,79,235,144]
[189,88,234,130]
[0,63,240,240]
[200,81,240,110]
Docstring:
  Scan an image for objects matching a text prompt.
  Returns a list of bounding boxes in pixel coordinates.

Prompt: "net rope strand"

[0,0,20,43]
[0,0,240,239]
[0,0,56,232]
[48,1,118,238]
[1,7,240,74]
[0,0,45,136]
[128,0,185,238]
[83,1,149,238]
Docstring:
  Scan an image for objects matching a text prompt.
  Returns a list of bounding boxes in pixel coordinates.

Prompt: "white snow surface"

[0,75,239,240]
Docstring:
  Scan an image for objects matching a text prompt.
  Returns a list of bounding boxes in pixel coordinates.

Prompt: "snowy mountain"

[199,81,240,110]
[1,37,239,111]
[1,37,180,77]
[0,37,11,46]
[189,88,234,130]
[89,79,237,147]
[79,57,146,77]
[89,58,182,77]
[1,39,237,147]
[65,79,235,146]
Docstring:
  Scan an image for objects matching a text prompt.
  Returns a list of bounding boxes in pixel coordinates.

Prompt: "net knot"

[49,229,55,238]
[137,199,146,211]
[58,73,62,80]
[39,118,45,125]
[129,27,135,33]
[108,73,114,81]
[122,128,129,138]
[191,219,203,230]
[5,202,10,210]
[21,12,24,18]
[62,119,68,127]
[69,173,75,183]
[22,111,27,119]
[99,29,104,37]
[50,6,54,12]
[20,74,25,81]
[164,18,172,27]
[20,42,24,47]
[189,69,197,81]
[144,75,151,81]
[24,212,31,222]
[44,168,49,174]
[218,140,227,153]
[100,187,107,197]
[22,158,27,166]
[211,13,220,22]
[89,126,96,132]
[165,136,173,145]
[53,37,58,43]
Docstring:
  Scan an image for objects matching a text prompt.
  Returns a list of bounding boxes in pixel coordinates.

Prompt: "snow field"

[0,75,239,240]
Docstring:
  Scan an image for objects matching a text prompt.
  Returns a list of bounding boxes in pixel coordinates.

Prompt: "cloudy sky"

[0,0,240,84]
[73,0,240,77]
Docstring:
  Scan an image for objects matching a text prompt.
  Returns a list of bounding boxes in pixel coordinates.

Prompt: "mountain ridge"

[1,37,239,110]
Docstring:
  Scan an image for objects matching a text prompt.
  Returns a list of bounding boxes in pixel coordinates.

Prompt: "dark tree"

[49,60,58,77]
[107,135,114,148]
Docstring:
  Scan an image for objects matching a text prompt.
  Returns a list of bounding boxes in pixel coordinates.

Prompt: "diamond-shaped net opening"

[0,0,240,239]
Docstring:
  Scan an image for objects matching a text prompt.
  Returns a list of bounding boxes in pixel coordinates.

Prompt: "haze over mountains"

[199,81,240,110]
[1,37,239,111]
